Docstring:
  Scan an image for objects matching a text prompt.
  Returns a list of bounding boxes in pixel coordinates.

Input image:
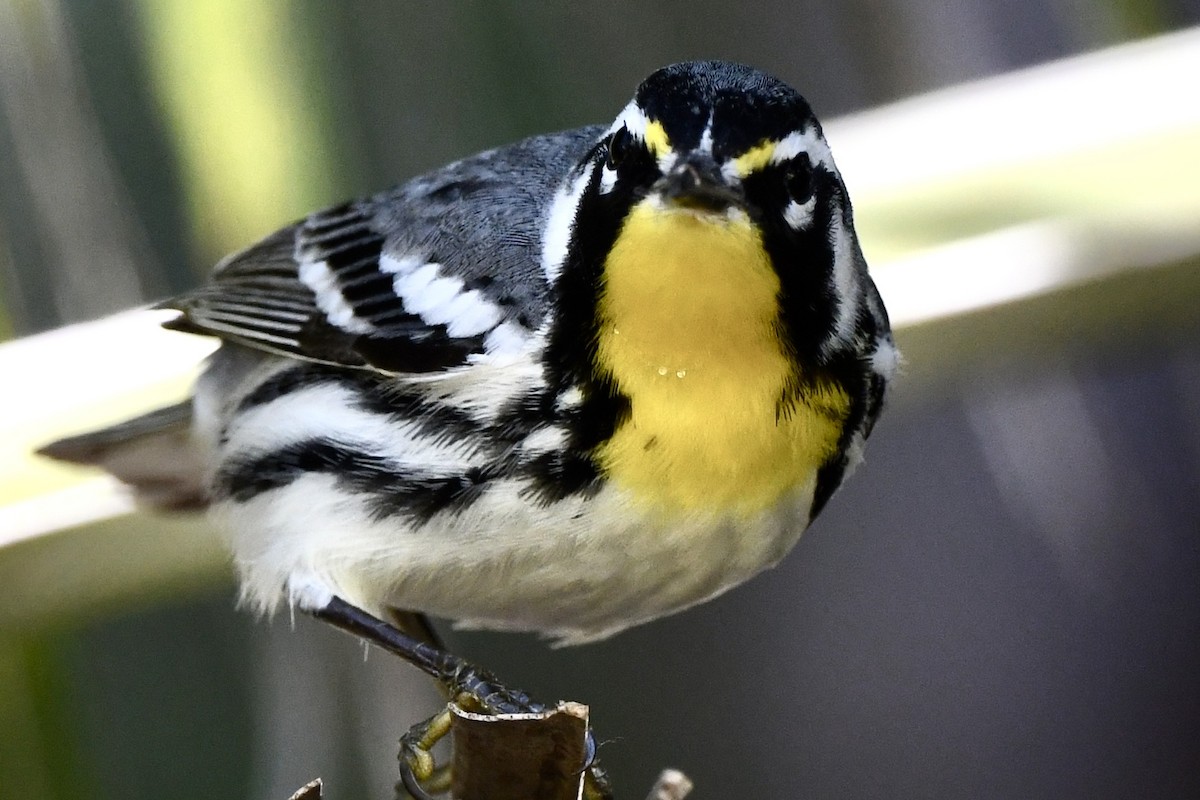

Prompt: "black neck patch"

[541,160,633,475]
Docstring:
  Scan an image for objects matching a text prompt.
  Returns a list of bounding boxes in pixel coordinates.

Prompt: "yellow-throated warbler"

[47,59,895,642]
[44,61,895,791]
[42,57,897,800]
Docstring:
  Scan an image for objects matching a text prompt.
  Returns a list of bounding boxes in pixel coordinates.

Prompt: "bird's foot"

[310,596,612,800]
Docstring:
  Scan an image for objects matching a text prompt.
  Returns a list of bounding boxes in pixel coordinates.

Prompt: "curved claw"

[581,732,615,800]
[396,707,454,799]
[397,761,452,799]
[397,760,437,800]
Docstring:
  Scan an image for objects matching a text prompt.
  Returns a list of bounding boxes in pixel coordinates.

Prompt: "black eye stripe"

[739,156,822,193]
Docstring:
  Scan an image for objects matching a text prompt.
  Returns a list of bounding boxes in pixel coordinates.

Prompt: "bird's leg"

[309,596,613,800]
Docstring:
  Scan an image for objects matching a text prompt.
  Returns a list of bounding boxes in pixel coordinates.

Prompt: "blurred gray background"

[2,2,1199,799]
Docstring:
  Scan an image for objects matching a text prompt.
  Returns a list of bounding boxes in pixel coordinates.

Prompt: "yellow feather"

[643,120,672,158]
[733,139,776,177]
[594,200,848,516]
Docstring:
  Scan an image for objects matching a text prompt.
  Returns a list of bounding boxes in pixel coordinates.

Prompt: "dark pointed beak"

[655,155,744,212]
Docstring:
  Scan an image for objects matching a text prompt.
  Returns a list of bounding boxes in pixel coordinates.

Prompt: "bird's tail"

[38,399,448,649]
[37,400,209,511]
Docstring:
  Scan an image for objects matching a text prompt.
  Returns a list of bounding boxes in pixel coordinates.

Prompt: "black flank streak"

[216,438,497,524]
[219,361,512,518]
[359,385,497,455]
[493,390,555,442]
[243,364,499,451]
[216,438,379,502]
[522,450,606,504]
[235,364,335,413]
[367,464,499,523]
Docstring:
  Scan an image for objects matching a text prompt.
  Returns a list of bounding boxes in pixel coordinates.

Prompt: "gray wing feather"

[163,125,605,373]
[368,126,605,319]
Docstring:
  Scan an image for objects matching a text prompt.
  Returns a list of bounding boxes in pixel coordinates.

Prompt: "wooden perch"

[448,701,590,800]
[288,780,322,800]
[280,702,694,799]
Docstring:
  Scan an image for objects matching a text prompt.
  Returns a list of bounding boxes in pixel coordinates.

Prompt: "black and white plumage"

[168,127,603,373]
[44,62,897,646]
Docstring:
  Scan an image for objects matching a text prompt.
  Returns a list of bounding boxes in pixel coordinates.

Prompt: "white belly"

[216,472,814,645]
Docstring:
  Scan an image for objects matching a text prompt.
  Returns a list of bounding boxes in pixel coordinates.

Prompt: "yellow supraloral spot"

[594,200,849,516]
[733,139,777,177]
[643,120,671,159]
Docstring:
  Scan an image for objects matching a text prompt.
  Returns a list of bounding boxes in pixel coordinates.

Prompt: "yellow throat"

[594,200,849,515]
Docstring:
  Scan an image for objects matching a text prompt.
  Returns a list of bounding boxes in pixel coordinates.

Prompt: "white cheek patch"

[823,211,863,354]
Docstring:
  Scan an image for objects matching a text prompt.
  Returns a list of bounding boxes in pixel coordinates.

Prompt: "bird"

[42,60,896,795]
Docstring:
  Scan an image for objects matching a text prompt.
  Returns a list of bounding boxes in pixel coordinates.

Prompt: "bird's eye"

[785,154,815,204]
[606,126,635,170]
